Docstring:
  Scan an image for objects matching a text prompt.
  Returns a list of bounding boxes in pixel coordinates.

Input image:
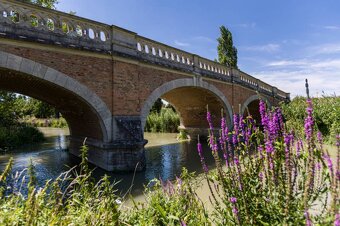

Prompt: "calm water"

[0,128,215,196]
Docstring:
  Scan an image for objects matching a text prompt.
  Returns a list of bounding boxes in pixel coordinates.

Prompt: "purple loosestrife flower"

[232,114,240,145]
[284,133,292,173]
[258,145,264,159]
[180,220,187,226]
[335,213,340,226]
[324,154,334,176]
[259,100,269,129]
[296,139,303,157]
[304,99,314,141]
[259,172,263,181]
[304,211,312,226]
[197,141,209,173]
[221,117,226,141]
[230,197,240,224]
[207,111,213,130]
[230,197,237,203]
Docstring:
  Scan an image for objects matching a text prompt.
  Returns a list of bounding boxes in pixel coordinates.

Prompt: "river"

[0,127,215,197]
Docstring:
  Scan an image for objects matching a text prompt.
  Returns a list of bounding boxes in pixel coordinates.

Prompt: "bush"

[0,125,44,149]
[145,108,180,133]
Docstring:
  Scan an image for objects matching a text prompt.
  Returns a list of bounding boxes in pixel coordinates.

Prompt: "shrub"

[0,125,44,149]
[145,108,180,133]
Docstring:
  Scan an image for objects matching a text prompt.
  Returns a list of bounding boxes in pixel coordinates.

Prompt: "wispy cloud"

[174,40,190,47]
[323,25,340,30]
[256,56,340,97]
[243,43,280,53]
[234,22,256,29]
[192,36,215,43]
[308,43,340,55]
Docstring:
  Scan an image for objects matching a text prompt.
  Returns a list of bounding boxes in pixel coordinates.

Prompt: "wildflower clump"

[200,98,339,225]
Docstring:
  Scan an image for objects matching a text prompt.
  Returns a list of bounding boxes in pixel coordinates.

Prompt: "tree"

[217,26,238,68]
[150,98,163,114]
[23,0,58,9]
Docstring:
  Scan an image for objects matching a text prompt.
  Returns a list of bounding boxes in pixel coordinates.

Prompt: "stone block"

[32,63,48,78]
[6,54,22,71]
[0,51,8,67]
[19,58,36,75]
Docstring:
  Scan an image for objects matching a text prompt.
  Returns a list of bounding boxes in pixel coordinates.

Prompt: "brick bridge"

[0,0,289,171]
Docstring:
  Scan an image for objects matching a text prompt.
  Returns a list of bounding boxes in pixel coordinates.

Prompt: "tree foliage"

[217,25,238,68]
[22,0,58,9]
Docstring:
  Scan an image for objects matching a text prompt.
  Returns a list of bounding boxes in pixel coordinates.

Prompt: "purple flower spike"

[180,220,187,226]
[230,197,237,203]
[197,141,208,173]
[335,213,340,226]
[304,211,312,226]
[207,111,213,130]
[304,99,314,141]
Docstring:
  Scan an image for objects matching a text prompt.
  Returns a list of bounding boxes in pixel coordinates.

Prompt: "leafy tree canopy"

[217,25,238,68]
[22,0,58,9]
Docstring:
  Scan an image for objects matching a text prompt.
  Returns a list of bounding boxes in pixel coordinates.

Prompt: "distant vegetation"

[0,91,64,149]
[145,107,180,133]
[281,96,340,144]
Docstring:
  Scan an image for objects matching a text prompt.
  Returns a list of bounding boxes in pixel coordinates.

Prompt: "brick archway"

[140,78,233,130]
[0,51,112,142]
[241,95,272,124]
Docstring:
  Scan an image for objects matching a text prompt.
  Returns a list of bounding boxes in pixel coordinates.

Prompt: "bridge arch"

[0,51,112,143]
[241,95,272,124]
[140,78,233,132]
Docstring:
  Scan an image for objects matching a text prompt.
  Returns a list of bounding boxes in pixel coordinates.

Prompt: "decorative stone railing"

[0,0,290,101]
[136,35,193,71]
[0,0,111,51]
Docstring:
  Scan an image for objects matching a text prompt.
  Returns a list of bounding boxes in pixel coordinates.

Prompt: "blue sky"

[57,0,340,97]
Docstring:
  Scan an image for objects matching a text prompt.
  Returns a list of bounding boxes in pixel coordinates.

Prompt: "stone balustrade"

[0,0,290,101]
[136,35,193,71]
[0,0,111,52]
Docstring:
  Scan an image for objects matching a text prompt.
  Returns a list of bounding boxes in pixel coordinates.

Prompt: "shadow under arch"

[241,95,272,115]
[0,51,112,143]
[241,95,272,125]
[140,78,233,131]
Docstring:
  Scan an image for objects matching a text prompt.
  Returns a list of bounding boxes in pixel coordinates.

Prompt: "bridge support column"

[68,116,147,172]
[69,137,147,171]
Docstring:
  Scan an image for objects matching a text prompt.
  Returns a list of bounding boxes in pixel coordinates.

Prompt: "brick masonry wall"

[0,43,114,112]
[0,42,280,125]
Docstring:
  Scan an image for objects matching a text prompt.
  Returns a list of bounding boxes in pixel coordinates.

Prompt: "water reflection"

[0,129,215,196]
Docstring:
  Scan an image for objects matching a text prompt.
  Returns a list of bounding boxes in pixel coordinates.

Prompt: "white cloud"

[174,40,190,47]
[234,22,256,29]
[243,43,280,53]
[255,57,340,97]
[324,25,340,30]
[192,36,215,43]
[308,43,340,55]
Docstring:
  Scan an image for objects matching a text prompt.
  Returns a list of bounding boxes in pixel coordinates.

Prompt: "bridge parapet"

[0,0,111,52]
[136,35,193,72]
[0,0,290,101]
